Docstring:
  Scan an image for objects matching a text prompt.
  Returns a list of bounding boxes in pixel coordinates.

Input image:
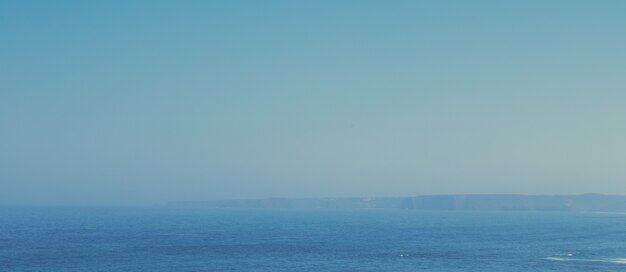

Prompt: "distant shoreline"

[169,194,626,212]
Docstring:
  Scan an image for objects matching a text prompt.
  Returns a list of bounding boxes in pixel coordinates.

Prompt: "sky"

[1,0,626,205]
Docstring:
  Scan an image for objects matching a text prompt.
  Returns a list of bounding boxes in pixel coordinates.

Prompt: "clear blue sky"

[2,0,626,205]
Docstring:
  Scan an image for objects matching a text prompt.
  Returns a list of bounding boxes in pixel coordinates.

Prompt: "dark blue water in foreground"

[2,207,626,271]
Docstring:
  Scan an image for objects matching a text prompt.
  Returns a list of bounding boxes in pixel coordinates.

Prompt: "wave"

[544,256,626,265]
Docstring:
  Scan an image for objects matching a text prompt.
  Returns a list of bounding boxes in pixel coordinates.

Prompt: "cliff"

[170,194,626,212]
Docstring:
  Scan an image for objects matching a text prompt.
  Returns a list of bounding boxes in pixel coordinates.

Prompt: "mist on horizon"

[2,1,626,205]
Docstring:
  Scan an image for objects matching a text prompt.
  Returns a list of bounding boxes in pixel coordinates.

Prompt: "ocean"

[2,207,626,271]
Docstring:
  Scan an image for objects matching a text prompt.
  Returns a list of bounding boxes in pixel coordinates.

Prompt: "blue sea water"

[2,207,626,271]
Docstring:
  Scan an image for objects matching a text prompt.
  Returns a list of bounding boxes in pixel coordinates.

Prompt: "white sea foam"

[544,256,626,265]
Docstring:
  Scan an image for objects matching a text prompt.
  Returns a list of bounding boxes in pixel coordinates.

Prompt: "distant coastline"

[169,194,626,212]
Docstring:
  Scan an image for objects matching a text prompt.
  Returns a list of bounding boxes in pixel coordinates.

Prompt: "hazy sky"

[2,0,626,205]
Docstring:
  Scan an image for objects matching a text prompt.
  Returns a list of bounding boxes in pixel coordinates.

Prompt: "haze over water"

[3,2,626,272]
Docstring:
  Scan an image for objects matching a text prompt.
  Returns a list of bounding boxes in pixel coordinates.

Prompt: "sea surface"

[2,207,626,271]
